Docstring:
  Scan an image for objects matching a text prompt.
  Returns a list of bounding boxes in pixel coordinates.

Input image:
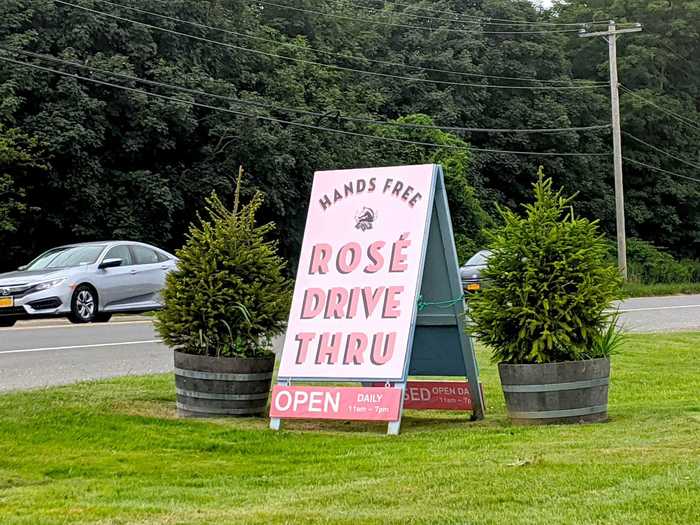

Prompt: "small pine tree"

[469,169,622,364]
[156,174,291,358]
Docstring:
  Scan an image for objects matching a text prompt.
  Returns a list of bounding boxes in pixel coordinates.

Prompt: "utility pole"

[579,21,642,280]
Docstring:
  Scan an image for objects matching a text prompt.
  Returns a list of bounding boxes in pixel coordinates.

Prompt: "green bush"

[469,171,622,364]
[156,184,292,358]
[622,238,700,284]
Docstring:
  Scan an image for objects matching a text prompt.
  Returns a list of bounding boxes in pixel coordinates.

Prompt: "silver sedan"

[0,241,177,327]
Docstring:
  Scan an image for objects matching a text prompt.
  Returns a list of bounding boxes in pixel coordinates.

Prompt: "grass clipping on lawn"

[0,333,699,525]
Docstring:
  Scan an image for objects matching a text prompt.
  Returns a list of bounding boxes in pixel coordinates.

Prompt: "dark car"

[460,250,492,293]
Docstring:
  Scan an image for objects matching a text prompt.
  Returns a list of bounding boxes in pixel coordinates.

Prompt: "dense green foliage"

[469,171,622,364]
[623,238,700,285]
[0,0,697,269]
[156,183,291,357]
[0,125,44,238]
[1,333,700,523]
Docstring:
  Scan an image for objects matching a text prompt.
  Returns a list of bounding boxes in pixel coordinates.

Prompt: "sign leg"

[270,378,290,431]
[386,382,406,435]
[462,333,485,420]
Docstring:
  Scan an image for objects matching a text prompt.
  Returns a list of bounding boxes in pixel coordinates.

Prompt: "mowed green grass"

[621,282,700,298]
[1,334,699,525]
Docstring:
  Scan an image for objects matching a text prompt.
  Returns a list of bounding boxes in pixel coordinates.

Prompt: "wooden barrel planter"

[498,357,610,425]
[174,351,274,417]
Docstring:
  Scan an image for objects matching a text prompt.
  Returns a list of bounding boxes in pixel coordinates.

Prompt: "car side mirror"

[17,265,27,271]
[99,258,123,270]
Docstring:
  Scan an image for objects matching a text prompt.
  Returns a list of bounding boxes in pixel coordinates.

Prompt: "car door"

[129,245,169,306]
[95,245,135,309]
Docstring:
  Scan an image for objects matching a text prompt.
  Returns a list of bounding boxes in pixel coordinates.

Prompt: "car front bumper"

[0,283,74,318]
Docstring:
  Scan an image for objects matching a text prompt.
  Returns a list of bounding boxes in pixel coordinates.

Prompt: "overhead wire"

[623,157,700,184]
[275,0,476,28]
[247,0,585,34]
[4,47,610,135]
[52,0,607,91]
[2,48,611,135]
[619,84,700,131]
[350,0,608,27]
[657,41,696,69]
[88,0,606,86]
[0,54,611,158]
[623,131,700,171]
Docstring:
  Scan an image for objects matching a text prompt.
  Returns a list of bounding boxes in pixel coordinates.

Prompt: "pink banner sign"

[269,386,402,421]
[373,381,481,411]
[277,165,436,381]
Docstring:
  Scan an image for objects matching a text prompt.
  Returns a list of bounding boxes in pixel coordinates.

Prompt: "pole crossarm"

[578,26,643,38]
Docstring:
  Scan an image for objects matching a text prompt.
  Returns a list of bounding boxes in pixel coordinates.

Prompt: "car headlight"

[32,278,67,291]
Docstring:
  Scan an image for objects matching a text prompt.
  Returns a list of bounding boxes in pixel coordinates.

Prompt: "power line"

[247,0,585,34]
[623,131,700,171]
[314,0,572,28]
[4,47,611,135]
[353,0,608,27]
[619,84,700,131]
[53,0,606,91]
[89,0,605,86]
[657,42,696,69]
[623,157,700,183]
[302,0,483,28]
[0,55,611,158]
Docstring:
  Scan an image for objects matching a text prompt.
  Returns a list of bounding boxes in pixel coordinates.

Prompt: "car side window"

[156,251,170,263]
[103,245,133,266]
[131,245,160,265]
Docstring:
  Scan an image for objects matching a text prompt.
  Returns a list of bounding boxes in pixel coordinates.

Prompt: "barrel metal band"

[176,388,269,401]
[502,377,609,393]
[509,404,608,419]
[174,367,273,381]
[176,402,263,415]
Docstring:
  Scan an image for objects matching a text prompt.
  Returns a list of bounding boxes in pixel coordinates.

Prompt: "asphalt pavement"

[0,318,169,392]
[1,294,698,392]
[614,294,700,333]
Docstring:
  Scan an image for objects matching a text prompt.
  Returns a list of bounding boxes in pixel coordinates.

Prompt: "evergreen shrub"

[469,170,622,364]
[156,183,291,358]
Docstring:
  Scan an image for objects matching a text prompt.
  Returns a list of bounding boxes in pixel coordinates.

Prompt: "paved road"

[0,318,169,392]
[614,294,700,333]
[1,295,698,392]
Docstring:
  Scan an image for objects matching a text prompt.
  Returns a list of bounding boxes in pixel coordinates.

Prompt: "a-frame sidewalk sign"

[269,164,485,435]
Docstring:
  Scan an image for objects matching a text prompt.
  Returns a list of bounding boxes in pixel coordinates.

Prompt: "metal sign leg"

[387,382,406,435]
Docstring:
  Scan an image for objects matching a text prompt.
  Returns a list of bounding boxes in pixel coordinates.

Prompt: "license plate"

[466,283,481,291]
[0,297,14,308]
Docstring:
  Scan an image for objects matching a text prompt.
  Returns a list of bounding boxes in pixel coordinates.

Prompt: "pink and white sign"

[401,381,482,411]
[277,165,435,381]
[269,386,402,421]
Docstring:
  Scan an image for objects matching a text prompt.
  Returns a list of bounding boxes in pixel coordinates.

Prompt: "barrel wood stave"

[498,358,610,425]
[174,351,274,418]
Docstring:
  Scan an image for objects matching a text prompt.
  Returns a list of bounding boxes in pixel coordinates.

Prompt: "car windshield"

[24,245,106,270]
[464,250,491,267]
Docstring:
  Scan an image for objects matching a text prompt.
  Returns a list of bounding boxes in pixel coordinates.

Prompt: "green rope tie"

[416,294,465,311]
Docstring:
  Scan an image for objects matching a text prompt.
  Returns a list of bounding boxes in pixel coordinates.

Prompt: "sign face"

[277,165,435,381]
[372,381,480,410]
[269,386,402,421]
[402,381,480,411]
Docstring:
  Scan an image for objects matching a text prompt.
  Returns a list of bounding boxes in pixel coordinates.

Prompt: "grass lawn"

[621,282,700,298]
[1,333,699,524]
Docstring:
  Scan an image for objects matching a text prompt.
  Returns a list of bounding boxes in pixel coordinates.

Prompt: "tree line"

[0,0,697,271]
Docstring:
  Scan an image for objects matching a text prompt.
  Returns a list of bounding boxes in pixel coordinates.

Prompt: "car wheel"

[69,285,98,324]
[0,318,16,327]
[94,312,112,323]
